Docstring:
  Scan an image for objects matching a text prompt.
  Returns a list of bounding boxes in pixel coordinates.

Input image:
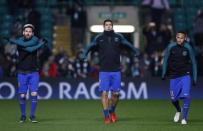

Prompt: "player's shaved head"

[103,19,113,26]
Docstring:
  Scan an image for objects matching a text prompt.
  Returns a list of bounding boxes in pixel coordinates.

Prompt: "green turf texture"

[0,100,202,131]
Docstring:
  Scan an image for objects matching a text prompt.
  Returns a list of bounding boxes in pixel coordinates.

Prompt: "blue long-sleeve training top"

[162,42,197,83]
[83,30,140,72]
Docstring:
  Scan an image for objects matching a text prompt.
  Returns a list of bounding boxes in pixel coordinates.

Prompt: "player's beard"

[24,35,32,40]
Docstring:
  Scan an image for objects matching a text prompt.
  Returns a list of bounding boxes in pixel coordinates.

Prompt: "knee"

[19,94,26,102]
[183,103,190,108]
[112,92,119,98]
[183,97,190,108]
[20,94,26,98]
[171,96,178,102]
[31,92,37,96]
[101,91,108,98]
[171,99,177,102]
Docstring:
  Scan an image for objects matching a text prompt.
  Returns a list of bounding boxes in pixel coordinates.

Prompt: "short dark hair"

[177,30,187,36]
[23,24,35,31]
[103,19,113,26]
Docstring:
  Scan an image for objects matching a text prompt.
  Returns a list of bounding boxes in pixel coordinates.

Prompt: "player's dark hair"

[103,19,113,26]
[177,30,187,36]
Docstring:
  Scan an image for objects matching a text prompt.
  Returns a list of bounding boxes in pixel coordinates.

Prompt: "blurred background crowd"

[0,0,203,79]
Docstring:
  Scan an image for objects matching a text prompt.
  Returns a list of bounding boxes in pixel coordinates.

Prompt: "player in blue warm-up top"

[6,24,47,123]
[162,31,197,125]
[83,19,140,124]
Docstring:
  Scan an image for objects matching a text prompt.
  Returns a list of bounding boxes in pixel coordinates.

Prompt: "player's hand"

[42,38,48,44]
[134,50,141,57]
[192,81,197,87]
[161,76,166,80]
[80,53,87,61]
[39,38,48,44]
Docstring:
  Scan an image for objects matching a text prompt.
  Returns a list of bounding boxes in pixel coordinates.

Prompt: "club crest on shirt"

[114,37,119,42]
[182,51,187,56]
[99,39,104,42]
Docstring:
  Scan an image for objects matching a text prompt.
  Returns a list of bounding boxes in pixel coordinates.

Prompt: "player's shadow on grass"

[39,117,67,122]
[117,117,138,122]
[95,116,139,122]
[189,119,203,124]
[118,116,169,122]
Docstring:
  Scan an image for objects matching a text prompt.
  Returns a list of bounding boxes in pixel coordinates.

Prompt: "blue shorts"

[169,75,191,101]
[99,71,121,92]
[17,72,39,94]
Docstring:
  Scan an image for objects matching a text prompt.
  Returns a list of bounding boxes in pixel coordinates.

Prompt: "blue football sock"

[30,95,37,117]
[19,95,26,116]
[171,100,181,112]
[109,105,116,113]
[103,109,109,118]
[183,97,190,120]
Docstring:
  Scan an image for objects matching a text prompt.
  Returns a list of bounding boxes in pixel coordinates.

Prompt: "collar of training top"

[104,30,114,36]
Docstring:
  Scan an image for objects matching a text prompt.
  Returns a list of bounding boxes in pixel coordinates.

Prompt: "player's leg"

[109,92,119,122]
[181,97,190,125]
[28,72,39,123]
[17,73,28,123]
[101,91,111,124]
[180,75,191,125]
[99,72,111,124]
[109,72,121,123]
[170,78,181,122]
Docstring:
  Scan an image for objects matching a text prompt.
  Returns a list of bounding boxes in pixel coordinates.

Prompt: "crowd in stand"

[0,42,166,79]
[0,0,203,78]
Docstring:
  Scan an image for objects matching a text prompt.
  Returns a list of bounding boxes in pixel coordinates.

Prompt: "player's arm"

[22,40,44,52]
[185,43,197,84]
[9,36,39,47]
[82,36,99,59]
[162,42,175,79]
[119,33,140,56]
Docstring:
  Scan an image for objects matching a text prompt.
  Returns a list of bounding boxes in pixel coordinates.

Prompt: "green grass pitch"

[0,100,202,131]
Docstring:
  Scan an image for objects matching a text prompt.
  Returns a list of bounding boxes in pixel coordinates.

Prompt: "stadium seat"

[169,0,178,7]
[174,23,186,31]
[174,13,186,23]
[0,0,6,5]
[182,0,197,7]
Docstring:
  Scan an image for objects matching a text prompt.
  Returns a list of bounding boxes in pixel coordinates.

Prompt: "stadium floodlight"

[90,25,135,33]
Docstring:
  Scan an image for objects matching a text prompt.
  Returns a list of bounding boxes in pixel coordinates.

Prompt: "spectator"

[73,51,90,78]
[120,51,132,77]
[194,9,203,47]
[55,47,69,65]
[0,55,4,78]
[150,51,163,76]
[139,53,151,77]
[27,9,41,37]
[40,56,58,77]
[58,59,75,78]
[4,43,18,76]
[89,52,100,79]
[131,57,141,77]
[160,24,172,49]
[143,22,159,55]
[150,0,170,30]
[67,2,87,55]
[11,20,23,38]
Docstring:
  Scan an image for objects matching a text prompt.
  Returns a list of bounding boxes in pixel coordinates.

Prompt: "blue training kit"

[17,72,39,93]
[99,71,121,92]
[169,75,191,101]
